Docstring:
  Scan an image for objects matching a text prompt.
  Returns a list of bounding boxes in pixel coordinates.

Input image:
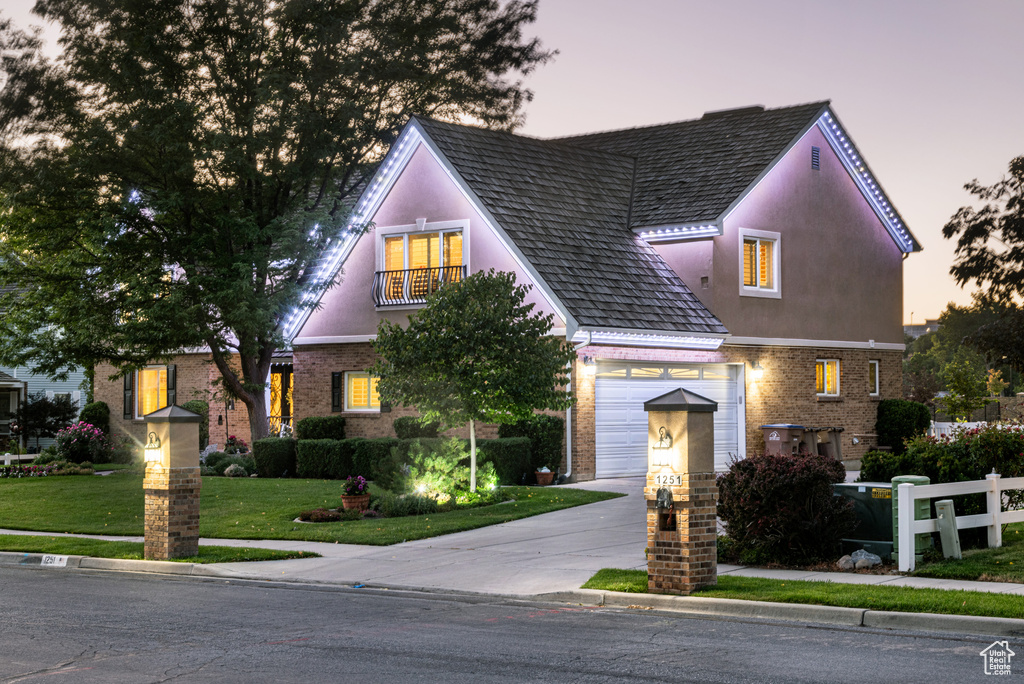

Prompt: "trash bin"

[833,481,893,560]
[802,426,844,461]
[760,424,804,455]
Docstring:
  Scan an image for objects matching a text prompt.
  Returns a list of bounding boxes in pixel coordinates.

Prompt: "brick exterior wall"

[143,465,201,560]
[294,341,900,482]
[291,343,499,441]
[94,354,252,450]
[646,471,718,595]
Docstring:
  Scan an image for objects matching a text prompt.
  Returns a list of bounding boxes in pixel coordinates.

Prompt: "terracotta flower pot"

[340,493,371,511]
[535,470,554,486]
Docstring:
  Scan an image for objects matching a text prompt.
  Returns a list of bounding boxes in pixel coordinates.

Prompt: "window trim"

[815,359,841,397]
[376,218,469,272]
[868,359,880,396]
[344,371,380,412]
[738,227,781,299]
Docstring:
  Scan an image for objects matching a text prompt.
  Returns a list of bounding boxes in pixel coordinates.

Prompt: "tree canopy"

[0,0,551,442]
[370,270,576,491]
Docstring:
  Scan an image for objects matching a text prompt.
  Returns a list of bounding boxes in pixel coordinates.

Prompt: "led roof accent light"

[573,330,725,351]
[636,224,720,243]
[817,112,917,253]
[282,129,423,342]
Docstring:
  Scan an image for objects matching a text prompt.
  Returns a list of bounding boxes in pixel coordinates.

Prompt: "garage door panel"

[595,363,741,478]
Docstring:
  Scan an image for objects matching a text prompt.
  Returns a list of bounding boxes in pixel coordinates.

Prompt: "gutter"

[564,331,592,481]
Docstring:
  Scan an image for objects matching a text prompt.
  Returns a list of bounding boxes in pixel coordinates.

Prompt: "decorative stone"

[837,555,855,570]
[855,558,874,569]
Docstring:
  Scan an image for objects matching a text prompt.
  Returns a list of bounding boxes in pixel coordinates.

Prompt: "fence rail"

[371,266,466,307]
[897,474,1024,572]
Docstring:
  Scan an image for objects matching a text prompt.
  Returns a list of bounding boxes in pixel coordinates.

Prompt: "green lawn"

[0,472,622,546]
[582,569,1024,620]
[0,534,316,563]
[913,524,1024,583]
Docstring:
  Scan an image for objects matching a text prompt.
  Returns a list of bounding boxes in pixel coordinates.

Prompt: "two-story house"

[285,101,920,481]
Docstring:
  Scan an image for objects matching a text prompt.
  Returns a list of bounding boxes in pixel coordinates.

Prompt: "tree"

[936,348,989,422]
[371,270,576,491]
[987,368,1009,397]
[14,391,78,449]
[0,0,552,443]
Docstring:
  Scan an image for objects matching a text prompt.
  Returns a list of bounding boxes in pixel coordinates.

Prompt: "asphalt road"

[0,566,1008,683]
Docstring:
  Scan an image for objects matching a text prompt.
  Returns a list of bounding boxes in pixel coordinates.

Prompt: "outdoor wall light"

[582,356,597,376]
[751,362,765,381]
[217,415,223,426]
[144,431,162,463]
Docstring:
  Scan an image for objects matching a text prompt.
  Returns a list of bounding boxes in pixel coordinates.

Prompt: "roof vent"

[701,105,765,120]
[811,146,821,170]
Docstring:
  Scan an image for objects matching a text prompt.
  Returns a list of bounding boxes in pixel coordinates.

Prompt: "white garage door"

[594,362,744,477]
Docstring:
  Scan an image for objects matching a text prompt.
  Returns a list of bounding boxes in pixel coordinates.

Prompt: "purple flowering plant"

[55,422,110,464]
[0,464,56,478]
[342,475,368,497]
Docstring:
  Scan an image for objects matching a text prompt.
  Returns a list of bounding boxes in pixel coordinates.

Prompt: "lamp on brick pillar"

[143,405,202,561]
[644,388,719,596]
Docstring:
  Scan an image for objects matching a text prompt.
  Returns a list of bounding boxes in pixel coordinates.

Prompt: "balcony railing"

[372,266,466,307]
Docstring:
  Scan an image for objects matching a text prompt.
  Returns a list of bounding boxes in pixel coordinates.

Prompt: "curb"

[6,552,1024,638]
[536,589,1024,638]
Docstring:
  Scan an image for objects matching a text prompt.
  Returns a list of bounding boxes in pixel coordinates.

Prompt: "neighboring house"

[285,101,920,480]
[904,318,940,339]
[0,364,86,451]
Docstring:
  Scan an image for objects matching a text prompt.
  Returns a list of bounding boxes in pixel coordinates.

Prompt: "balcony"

[372,265,466,307]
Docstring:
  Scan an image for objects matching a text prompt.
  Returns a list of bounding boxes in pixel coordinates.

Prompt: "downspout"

[564,331,592,481]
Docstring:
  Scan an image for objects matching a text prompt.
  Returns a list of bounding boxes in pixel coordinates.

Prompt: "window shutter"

[166,365,177,407]
[331,372,342,412]
[123,374,134,420]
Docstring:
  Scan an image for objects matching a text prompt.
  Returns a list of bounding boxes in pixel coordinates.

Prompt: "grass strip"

[912,524,1024,583]
[582,569,1024,620]
[0,534,316,563]
[0,473,622,545]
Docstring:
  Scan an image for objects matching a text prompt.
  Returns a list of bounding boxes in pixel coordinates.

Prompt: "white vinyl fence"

[896,474,1024,572]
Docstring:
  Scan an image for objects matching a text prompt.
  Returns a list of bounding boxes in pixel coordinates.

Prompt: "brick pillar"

[644,388,719,596]
[144,466,201,560]
[143,405,203,560]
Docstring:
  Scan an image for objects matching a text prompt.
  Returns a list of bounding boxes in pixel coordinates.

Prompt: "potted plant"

[340,475,371,510]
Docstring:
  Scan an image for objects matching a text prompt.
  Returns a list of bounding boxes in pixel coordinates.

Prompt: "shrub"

[393,416,441,439]
[296,439,356,479]
[201,452,256,476]
[406,437,498,502]
[353,438,404,489]
[253,437,297,478]
[295,416,346,440]
[54,422,110,464]
[875,399,931,454]
[108,435,139,465]
[372,490,439,518]
[78,402,110,435]
[498,414,564,471]
[224,434,249,454]
[477,437,532,485]
[181,400,210,450]
[717,452,856,564]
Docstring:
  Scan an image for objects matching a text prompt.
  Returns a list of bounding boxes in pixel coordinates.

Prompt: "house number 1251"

[654,474,682,486]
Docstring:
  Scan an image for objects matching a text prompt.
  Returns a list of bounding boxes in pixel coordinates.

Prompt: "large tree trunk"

[209,340,274,445]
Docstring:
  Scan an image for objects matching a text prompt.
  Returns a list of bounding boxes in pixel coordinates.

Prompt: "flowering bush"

[224,435,249,454]
[55,422,110,464]
[342,475,368,496]
[0,464,57,478]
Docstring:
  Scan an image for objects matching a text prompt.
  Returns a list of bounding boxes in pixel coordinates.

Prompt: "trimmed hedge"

[875,399,931,454]
[296,439,357,479]
[295,415,347,440]
[253,437,297,478]
[498,414,564,471]
[181,400,210,450]
[393,416,441,439]
[78,402,110,435]
[477,437,532,485]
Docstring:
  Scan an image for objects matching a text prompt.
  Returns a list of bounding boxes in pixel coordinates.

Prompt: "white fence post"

[986,472,1002,548]
[897,482,916,573]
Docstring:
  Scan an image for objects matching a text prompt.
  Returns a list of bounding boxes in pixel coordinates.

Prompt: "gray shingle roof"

[414,117,728,334]
[555,102,829,227]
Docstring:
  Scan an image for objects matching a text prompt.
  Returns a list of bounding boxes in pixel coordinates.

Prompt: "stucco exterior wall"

[94,354,251,450]
[298,144,561,340]
[652,125,904,345]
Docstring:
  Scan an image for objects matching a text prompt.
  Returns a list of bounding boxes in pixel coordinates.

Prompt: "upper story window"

[868,359,880,396]
[374,219,468,306]
[739,228,781,299]
[816,359,840,396]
